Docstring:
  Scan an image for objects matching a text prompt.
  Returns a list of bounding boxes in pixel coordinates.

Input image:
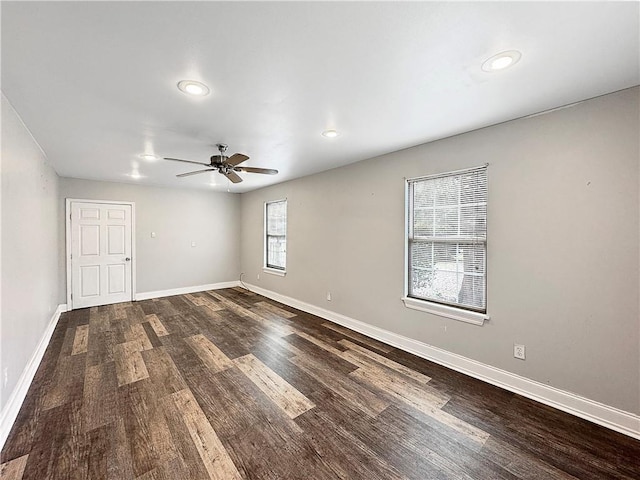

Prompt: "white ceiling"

[2,2,639,193]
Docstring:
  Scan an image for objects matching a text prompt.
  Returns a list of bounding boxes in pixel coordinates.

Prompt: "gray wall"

[59,178,241,297]
[1,95,61,410]
[240,87,640,414]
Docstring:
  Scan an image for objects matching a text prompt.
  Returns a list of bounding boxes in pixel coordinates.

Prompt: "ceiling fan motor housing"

[211,144,229,165]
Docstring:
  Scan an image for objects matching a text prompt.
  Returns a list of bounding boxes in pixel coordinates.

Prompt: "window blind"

[266,200,287,270]
[407,165,487,312]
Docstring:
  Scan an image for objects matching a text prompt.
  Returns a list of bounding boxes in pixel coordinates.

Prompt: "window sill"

[263,267,286,277]
[401,297,489,326]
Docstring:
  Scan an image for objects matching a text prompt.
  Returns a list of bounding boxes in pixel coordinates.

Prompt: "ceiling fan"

[163,144,278,183]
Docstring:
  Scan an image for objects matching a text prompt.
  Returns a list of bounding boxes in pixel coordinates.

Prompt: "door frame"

[65,198,137,310]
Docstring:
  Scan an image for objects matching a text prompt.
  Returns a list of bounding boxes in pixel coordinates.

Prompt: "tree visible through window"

[407,166,487,312]
[265,200,287,270]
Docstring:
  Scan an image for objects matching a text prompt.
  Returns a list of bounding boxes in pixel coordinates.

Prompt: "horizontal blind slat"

[410,237,486,243]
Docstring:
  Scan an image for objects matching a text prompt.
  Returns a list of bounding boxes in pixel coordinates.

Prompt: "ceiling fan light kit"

[163,143,278,184]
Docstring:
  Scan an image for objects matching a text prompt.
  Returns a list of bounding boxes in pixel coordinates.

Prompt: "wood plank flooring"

[2,287,639,479]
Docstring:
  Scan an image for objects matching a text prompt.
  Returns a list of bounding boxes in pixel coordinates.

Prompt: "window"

[405,165,488,322]
[265,199,287,273]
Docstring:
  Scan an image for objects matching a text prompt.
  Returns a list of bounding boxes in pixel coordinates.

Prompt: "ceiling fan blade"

[164,157,211,167]
[224,170,243,183]
[236,167,278,175]
[226,153,249,166]
[176,168,216,178]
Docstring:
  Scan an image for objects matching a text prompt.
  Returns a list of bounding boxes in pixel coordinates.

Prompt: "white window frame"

[263,199,287,276]
[402,165,490,326]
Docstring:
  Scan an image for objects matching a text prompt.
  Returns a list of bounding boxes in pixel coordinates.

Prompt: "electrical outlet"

[326,291,332,301]
[191,241,196,247]
[3,367,8,387]
[514,344,526,360]
[257,274,260,280]
[151,232,156,238]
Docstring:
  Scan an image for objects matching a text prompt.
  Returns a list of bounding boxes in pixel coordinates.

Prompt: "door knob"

[125,257,131,261]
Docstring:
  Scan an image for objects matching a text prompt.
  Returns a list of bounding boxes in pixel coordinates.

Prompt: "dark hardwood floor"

[1,287,639,479]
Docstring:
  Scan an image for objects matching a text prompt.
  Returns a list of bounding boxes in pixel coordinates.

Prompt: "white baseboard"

[135,281,240,301]
[243,283,640,440]
[0,303,68,451]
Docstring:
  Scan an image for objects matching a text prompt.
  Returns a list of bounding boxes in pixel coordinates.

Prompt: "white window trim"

[264,198,287,274]
[263,267,286,277]
[402,165,489,326]
[401,296,489,325]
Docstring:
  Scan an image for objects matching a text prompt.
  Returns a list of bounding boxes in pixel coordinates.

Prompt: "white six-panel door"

[70,202,133,309]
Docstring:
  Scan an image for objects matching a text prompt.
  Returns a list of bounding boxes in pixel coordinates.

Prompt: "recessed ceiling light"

[177,80,210,96]
[139,153,159,161]
[322,129,339,138]
[482,50,521,72]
